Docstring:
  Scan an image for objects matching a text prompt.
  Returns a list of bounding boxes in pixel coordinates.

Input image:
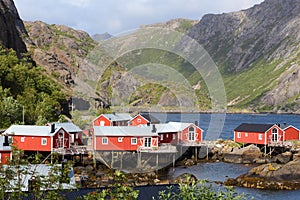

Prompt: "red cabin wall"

[13,136,52,151]
[93,115,111,126]
[129,116,149,126]
[0,151,11,164]
[284,127,300,141]
[52,129,70,149]
[159,133,178,145]
[179,125,202,143]
[94,136,158,151]
[234,131,266,145]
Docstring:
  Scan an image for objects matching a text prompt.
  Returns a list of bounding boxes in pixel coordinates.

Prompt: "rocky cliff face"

[24,21,96,87]
[188,0,300,72]
[0,0,28,56]
[188,0,300,111]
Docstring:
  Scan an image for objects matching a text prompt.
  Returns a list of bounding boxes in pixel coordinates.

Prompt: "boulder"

[174,173,197,184]
[223,144,262,164]
[225,159,300,190]
[275,151,292,164]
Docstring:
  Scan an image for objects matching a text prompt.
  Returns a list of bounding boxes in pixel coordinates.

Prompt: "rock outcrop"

[0,0,28,56]
[223,144,263,164]
[225,159,300,190]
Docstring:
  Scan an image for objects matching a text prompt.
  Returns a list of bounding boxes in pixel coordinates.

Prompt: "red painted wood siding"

[52,129,70,149]
[13,136,52,151]
[94,136,158,151]
[179,125,202,143]
[284,127,300,141]
[129,115,149,126]
[0,151,11,164]
[234,125,284,145]
[234,131,266,144]
[159,133,178,145]
[93,115,111,126]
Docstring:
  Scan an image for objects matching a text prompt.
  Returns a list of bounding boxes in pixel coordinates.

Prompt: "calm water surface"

[153,113,300,200]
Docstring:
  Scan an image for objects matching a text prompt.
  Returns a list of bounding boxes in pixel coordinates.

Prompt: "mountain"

[92,32,112,42]
[187,0,300,112]
[0,0,28,56]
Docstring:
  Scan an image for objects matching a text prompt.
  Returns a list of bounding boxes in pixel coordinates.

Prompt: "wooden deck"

[52,146,90,155]
[138,144,177,153]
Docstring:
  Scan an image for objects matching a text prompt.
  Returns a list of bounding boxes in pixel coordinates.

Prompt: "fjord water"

[152,113,300,200]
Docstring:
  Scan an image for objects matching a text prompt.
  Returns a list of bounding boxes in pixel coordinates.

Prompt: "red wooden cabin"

[52,122,83,145]
[129,114,160,126]
[93,126,158,151]
[234,123,284,145]
[4,124,70,152]
[0,135,11,164]
[93,113,132,126]
[155,122,203,145]
[283,125,300,141]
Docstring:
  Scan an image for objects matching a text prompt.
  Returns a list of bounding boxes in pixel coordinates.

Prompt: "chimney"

[152,124,156,133]
[195,121,198,126]
[3,135,9,146]
[50,123,55,133]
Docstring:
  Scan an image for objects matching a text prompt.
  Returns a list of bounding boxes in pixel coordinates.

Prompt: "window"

[172,134,176,140]
[258,134,263,140]
[102,137,108,144]
[100,120,105,126]
[237,132,241,138]
[118,137,123,142]
[21,137,25,142]
[41,138,47,146]
[131,138,137,145]
[166,134,169,138]
[245,132,248,137]
[160,134,164,141]
[188,127,195,141]
[137,118,141,123]
[272,128,278,142]
[144,137,151,147]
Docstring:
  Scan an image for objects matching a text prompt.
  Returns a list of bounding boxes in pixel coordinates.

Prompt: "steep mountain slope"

[0,0,28,56]
[188,0,300,112]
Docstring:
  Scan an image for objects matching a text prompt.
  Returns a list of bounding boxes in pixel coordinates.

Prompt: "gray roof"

[93,126,158,137]
[4,125,63,136]
[93,122,201,136]
[1,164,75,192]
[234,123,274,133]
[98,113,133,122]
[54,122,82,133]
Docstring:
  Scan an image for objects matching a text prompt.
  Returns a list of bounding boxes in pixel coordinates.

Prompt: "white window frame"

[131,138,137,145]
[102,137,108,144]
[258,134,263,140]
[188,127,195,141]
[41,138,47,146]
[118,137,123,142]
[137,118,142,123]
[237,132,241,138]
[245,132,248,137]
[172,134,176,140]
[100,120,105,126]
[160,134,164,141]
[21,137,25,142]
[144,137,152,147]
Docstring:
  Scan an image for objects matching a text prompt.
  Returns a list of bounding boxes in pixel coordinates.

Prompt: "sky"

[14,0,264,36]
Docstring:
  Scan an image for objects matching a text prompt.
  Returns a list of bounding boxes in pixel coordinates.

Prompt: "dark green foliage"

[84,170,139,200]
[0,46,67,128]
[155,177,248,200]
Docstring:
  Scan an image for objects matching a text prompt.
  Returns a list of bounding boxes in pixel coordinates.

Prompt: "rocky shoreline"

[73,140,300,190]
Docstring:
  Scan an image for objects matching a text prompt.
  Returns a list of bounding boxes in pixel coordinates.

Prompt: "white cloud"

[14,0,264,35]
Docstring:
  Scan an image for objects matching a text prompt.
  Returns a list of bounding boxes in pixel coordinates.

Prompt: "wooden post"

[120,152,123,170]
[206,146,209,161]
[172,154,175,173]
[195,147,198,162]
[111,151,114,168]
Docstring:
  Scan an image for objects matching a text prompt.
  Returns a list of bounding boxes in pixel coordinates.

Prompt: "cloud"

[14,0,264,35]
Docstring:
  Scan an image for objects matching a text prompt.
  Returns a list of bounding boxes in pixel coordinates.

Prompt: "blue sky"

[14,0,264,36]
